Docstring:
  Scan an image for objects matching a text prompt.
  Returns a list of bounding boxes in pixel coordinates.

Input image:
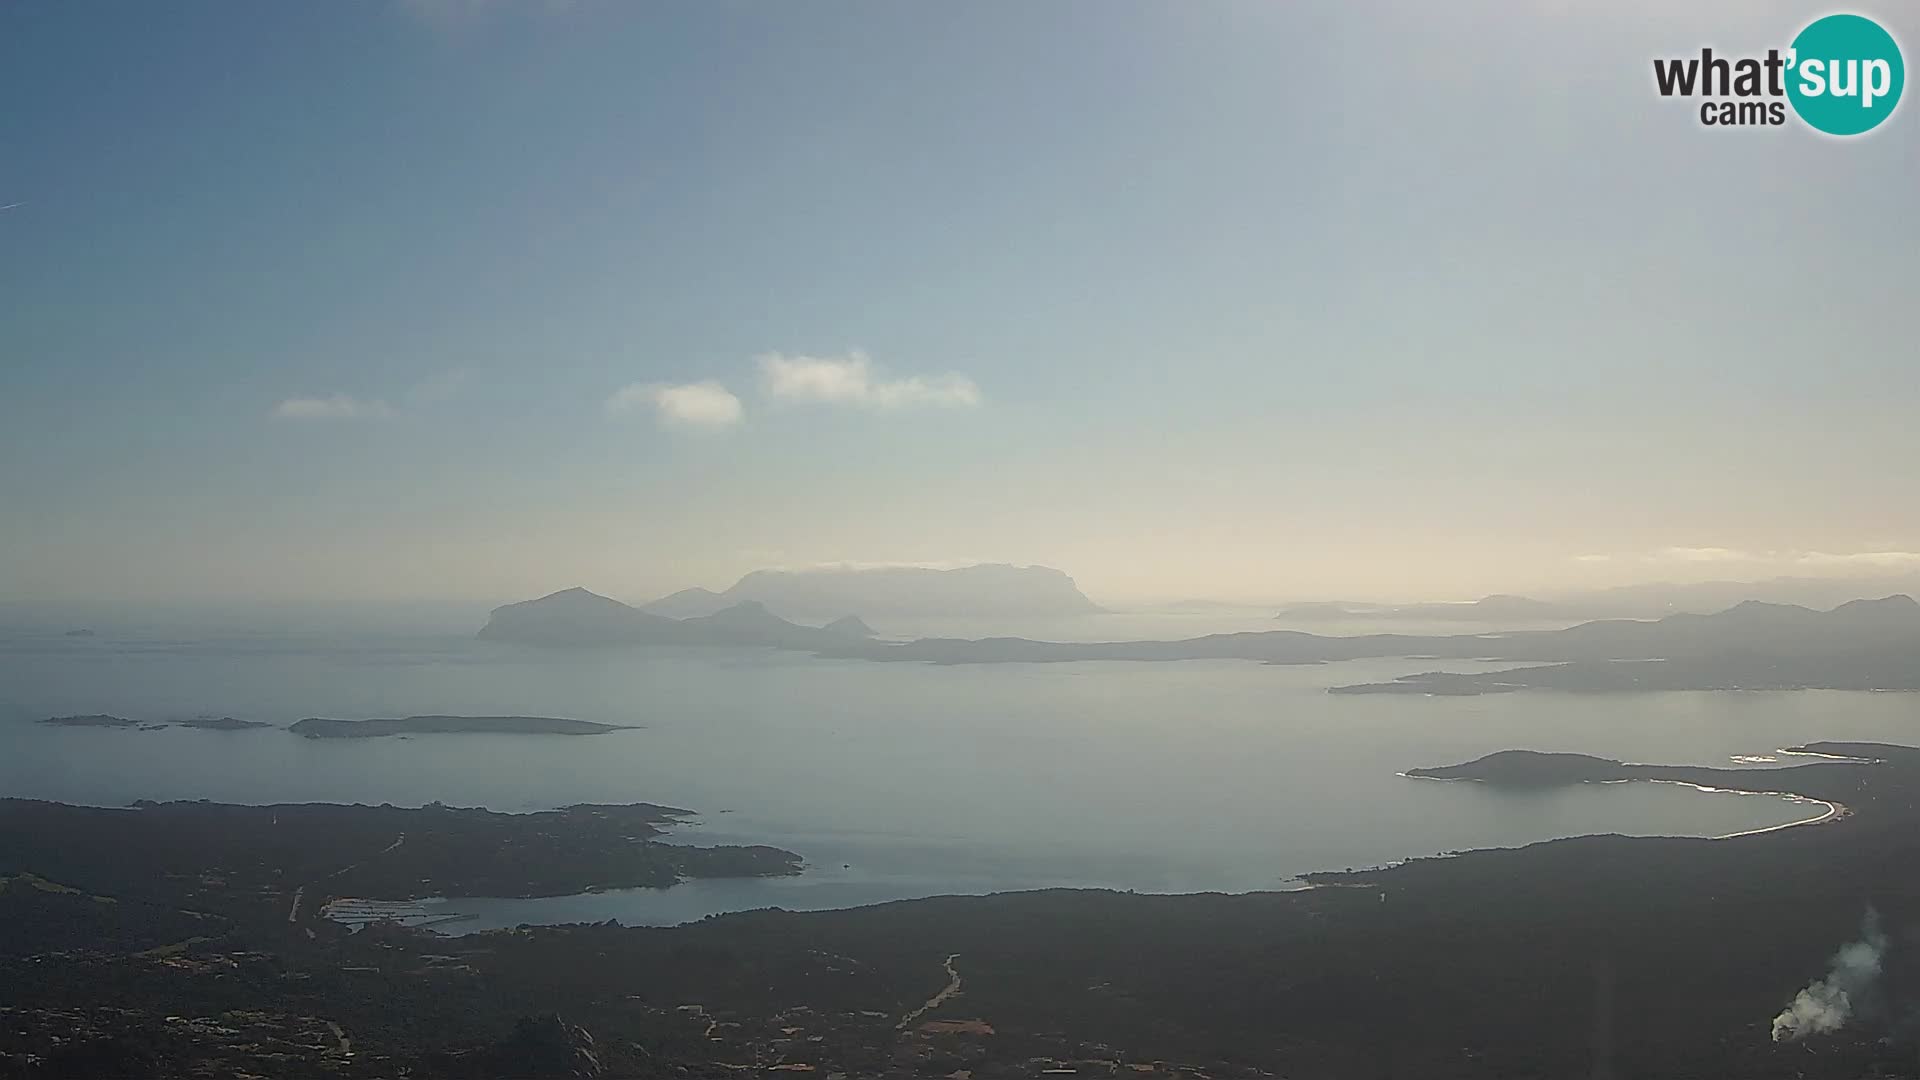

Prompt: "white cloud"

[758,351,982,410]
[606,380,742,428]
[1658,546,1751,563]
[270,394,395,420]
[1795,551,1920,569]
[1585,547,1920,572]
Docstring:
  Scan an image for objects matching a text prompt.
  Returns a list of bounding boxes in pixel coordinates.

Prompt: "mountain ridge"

[478,588,870,651]
[638,563,1103,619]
[479,587,1920,692]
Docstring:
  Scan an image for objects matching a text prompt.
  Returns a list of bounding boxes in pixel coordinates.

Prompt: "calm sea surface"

[3,617,1914,929]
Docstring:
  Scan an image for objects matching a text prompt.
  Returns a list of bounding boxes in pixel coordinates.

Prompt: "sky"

[3,0,1918,613]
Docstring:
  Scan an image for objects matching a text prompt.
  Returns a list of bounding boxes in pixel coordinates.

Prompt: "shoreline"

[1397,759,1849,843]
[372,765,1839,933]
[8,742,1917,1077]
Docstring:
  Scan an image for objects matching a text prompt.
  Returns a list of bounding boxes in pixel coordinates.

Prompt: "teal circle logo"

[1786,14,1904,135]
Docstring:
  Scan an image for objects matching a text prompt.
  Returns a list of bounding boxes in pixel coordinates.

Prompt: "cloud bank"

[759,351,981,410]
[1580,548,1920,572]
[606,381,743,428]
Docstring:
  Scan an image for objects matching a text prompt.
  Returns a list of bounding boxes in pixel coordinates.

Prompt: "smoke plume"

[1772,909,1888,1042]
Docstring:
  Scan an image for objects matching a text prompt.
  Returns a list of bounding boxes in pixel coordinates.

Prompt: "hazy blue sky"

[3,0,1917,609]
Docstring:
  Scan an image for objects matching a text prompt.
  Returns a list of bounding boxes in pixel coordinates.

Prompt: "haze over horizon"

[4,0,1916,612]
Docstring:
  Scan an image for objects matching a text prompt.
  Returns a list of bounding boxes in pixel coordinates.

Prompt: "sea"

[3,609,1914,931]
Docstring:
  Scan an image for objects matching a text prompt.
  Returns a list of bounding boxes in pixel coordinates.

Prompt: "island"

[39,714,137,728]
[288,715,631,739]
[1404,748,1627,785]
[180,716,273,731]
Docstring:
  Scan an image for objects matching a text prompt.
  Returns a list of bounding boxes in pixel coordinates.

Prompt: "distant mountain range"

[1330,595,1920,695]
[870,594,1920,670]
[479,585,1920,693]
[1283,574,1920,623]
[477,588,879,650]
[640,563,1103,620]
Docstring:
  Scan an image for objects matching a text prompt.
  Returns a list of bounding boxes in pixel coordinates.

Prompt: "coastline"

[9,743,1920,1077]
[399,764,1841,932]
[1397,754,1851,842]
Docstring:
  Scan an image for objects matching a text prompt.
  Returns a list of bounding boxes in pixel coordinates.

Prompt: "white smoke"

[1772,909,1888,1042]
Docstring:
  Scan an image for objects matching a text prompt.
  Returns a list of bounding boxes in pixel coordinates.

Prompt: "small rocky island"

[1406,749,1627,785]
[181,716,272,731]
[40,714,137,728]
[288,715,632,739]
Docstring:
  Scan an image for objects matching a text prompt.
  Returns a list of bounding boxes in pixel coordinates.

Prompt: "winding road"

[897,953,962,1029]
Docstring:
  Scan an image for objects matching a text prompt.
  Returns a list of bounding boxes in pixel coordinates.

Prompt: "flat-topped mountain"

[640,563,1103,619]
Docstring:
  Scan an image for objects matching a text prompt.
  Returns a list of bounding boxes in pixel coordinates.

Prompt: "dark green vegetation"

[7,747,1920,1077]
[0,799,798,959]
[288,715,631,738]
